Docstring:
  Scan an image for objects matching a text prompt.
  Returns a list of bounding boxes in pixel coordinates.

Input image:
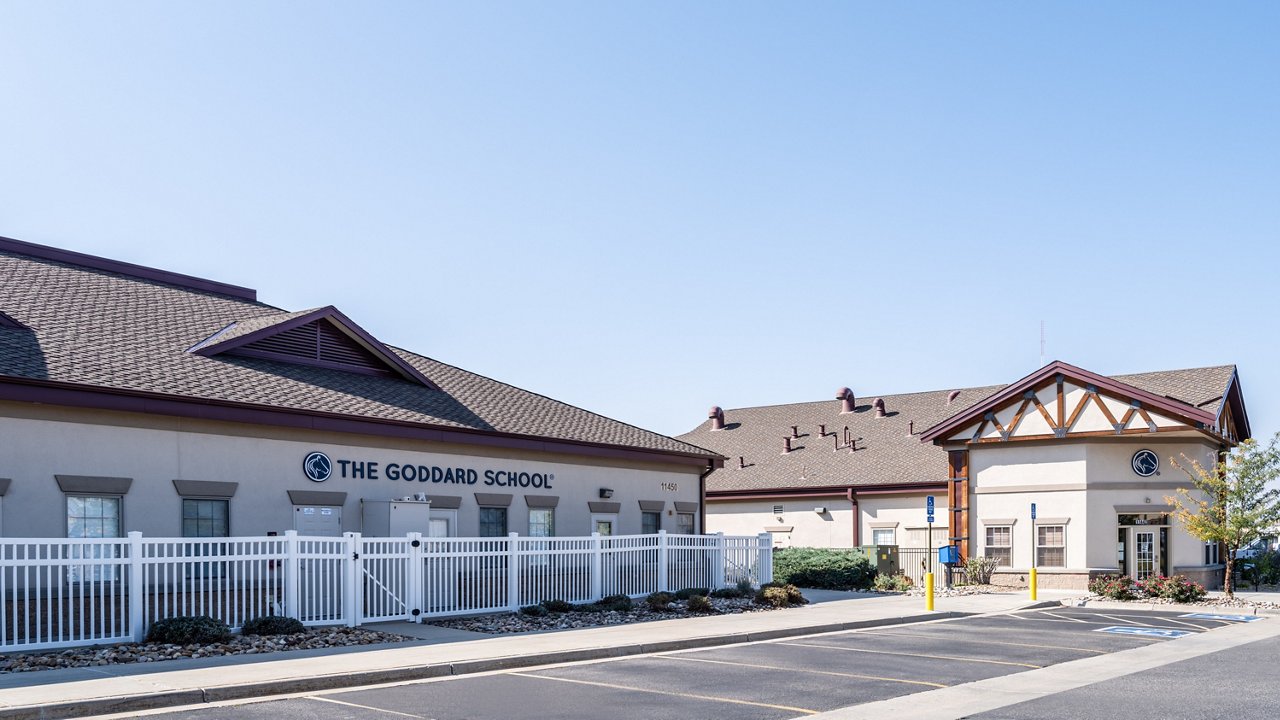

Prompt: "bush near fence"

[772,548,876,590]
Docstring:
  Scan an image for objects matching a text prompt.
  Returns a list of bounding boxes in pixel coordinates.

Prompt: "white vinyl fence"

[0,531,772,652]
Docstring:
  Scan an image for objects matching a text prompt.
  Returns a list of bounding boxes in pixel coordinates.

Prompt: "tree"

[1167,434,1280,597]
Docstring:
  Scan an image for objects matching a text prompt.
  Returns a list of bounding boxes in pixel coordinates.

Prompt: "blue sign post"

[926,495,935,576]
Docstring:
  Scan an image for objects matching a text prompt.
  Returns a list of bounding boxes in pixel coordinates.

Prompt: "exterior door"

[1134,530,1159,580]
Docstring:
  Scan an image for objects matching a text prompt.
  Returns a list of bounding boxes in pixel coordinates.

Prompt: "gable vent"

[230,320,391,376]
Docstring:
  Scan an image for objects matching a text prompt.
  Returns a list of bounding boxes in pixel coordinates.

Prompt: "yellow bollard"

[1029,568,1038,601]
[925,572,934,611]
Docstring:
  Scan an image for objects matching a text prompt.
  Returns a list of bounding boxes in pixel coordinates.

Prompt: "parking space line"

[509,672,821,715]
[1038,611,1090,623]
[306,696,429,718]
[665,654,949,688]
[860,630,1109,654]
[777,641,1042,668]
[1096,613,1158,627]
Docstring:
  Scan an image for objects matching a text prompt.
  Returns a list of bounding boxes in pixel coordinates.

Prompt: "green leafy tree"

[1167,434,1280,597]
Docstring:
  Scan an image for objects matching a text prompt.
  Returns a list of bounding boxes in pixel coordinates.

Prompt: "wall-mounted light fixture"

[813,507,827,514]
[599,488,614,499]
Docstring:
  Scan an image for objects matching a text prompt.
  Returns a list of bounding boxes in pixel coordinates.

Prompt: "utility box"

[856,545,899,576]
[938,545,959,566]
[360,499,431,537]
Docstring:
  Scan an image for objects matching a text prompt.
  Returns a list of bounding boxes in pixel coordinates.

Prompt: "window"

[1036,525,1065,567]
[479,507,507,537]
[528,508,555,538]
[1204,541,1220,565]
[985,526,1012,567]
[182,499,229,538]
[676,513,695,535]
[593,515,615,536]
[67,496,121,539]
[872,528,896,546]
[642,511,661,535]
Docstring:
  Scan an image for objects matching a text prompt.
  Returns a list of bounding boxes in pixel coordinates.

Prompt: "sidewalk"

[0,590,1058,720]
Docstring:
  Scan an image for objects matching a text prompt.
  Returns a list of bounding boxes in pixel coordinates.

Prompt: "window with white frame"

[528,508,554,538]
[1204,541,1220,565]
[1036,525,1066,567]
[872,528,896,546]
[67,496,121,539]
[985,525,1013,567]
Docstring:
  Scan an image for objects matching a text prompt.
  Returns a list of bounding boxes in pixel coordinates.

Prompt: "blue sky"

[1,2,1276,441]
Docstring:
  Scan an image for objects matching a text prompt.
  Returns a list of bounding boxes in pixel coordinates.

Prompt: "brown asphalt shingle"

[0,246,715,459]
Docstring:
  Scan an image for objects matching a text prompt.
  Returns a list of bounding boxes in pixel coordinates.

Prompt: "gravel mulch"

[428,596,792,634]
[904,584,1001,597]
[0,627,409,674]
[1070,593,1280,610]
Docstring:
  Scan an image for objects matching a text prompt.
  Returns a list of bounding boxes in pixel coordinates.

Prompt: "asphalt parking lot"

[141,607,1263,720]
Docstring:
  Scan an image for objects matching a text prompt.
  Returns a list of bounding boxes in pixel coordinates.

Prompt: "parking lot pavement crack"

[665,655,949,688]
[801,617,1280,720]
[508,672,822,715]
[776,642,1042,668]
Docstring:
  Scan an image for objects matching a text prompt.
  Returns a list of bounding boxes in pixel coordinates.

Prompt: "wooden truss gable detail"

[953,375,1192,445]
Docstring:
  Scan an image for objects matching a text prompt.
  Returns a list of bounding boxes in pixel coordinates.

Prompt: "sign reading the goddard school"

[302,451,553,489]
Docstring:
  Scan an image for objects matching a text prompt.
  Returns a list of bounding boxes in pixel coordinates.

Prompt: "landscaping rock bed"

[904,584,1001,597]
[0,627,408,674]
[428,596,787,634]
[1070,593,1280,611]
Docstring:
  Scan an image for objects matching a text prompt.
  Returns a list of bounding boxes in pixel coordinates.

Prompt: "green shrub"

[520,604,549,617]
[1243,551,1280,589]
[1088,574,1138,600]
[963,556,999,585]
[754,582,807,607]
[240,615,305,636]
[735,578,755,595]
[646,592,676,610]
[686,595,714,613]
[772,548,876,590]
[871,573,912,592]
[541,599,573,613]
[675,587,710,600]
[710,587,746,599]
[1136,575,1206,603]
[600,594,633,611]
[146,616,232,645]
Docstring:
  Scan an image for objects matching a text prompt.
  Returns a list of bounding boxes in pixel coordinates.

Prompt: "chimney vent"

[782,437,792,454]
[947,390,961,405]
[709,406,725,431]
[908,421,914,436]
[873,398,886,418]
[837,387,856,414]
[791,425,800,438]
[739,456,746,469]
[819,424,827,436]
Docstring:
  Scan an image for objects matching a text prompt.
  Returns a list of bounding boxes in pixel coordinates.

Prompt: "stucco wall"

[706,495,852,547]
[858,494,948,547]
[0,408,703,539]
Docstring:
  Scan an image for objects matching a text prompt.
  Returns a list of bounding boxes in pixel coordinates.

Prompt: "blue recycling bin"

[938,545,959,566]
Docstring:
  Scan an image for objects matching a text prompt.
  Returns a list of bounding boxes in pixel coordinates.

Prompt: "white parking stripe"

[307,696,429,718]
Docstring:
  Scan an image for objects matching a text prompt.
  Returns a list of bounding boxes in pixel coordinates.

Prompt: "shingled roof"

[0,237,717,464]
[680,364,1239,493]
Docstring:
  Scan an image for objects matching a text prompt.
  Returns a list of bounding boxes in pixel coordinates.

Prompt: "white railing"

[0,530,771,651]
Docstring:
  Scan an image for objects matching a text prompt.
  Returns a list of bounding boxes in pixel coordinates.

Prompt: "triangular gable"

[189,306,438,389]
[0,310,28,330]
[1215,370,1250,443]
[920,361,1220,446]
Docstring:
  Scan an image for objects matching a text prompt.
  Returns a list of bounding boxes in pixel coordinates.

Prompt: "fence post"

[590,532,603,601]
[657,530,669,592]
[128,531,145,642]
[757,533,773,585]
[344,532,360,628]
[408,532,424,623]
[507,532,521,613]
[284,530,300,621]
[713,532,726,590]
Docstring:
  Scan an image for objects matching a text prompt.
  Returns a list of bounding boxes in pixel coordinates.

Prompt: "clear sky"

[1,2,1277,443]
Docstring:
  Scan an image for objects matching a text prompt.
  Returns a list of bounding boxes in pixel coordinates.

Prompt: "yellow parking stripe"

[666,655,949,688]
[778,641,1042,668]
[307,696,428,718]
[509,672,820,715]
[860,630,1109,655]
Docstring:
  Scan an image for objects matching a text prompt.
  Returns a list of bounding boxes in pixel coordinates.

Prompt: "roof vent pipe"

[947,390,961,405]
[709,406,725,431]
[873,398,886,418]
[782,437,793,454]
[908,421,914,436]
[791,425,800,438]
[739,456,746,469]
[819,424,827,436]
[838,387,856,414]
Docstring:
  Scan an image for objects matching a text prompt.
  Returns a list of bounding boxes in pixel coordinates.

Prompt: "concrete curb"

[1057,597,1280,616]
[1,611,971,720]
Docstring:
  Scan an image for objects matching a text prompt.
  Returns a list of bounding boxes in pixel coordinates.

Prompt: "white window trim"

[591,513,619,536]
[528,507,556,537]
[984,524,1014,568]
[1036,524,1067,568]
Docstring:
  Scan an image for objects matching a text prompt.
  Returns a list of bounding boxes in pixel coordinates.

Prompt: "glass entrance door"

[1134,530,1158,580]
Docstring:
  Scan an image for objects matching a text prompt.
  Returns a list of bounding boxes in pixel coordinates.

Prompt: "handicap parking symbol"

[1180,613,1261,623]
[1096,626,1193,638]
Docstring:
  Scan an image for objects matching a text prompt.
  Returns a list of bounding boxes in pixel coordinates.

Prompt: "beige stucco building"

[679,362,1249,590]
[0,237,719,542]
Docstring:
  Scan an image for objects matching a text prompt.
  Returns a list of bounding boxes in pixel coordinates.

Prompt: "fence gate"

[355,535,419,623]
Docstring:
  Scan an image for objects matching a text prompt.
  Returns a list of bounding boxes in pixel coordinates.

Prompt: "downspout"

[847,487,860,547]
[699,460,715,534]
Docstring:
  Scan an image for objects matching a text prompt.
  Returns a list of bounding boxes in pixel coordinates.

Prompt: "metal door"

[293,506,342,536]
